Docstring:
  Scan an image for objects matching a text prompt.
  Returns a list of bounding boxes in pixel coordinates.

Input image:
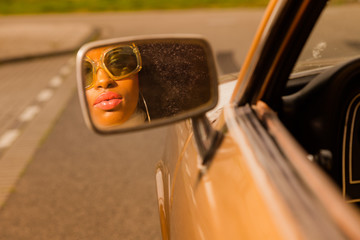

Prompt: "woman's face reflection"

[85,46,139,127]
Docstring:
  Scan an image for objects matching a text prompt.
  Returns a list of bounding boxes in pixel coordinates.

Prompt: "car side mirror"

[76,35,218,134]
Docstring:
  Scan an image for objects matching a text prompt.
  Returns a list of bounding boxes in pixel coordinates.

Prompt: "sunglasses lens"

[82,60,93,89]
[104,47,138,77]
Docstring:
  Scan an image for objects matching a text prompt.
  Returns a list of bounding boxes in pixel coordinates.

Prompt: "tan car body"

[158,120,291,239]
[156,0,360,239]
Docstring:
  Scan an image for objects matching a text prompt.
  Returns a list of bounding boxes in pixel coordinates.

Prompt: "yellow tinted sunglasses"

[82,44,142,90]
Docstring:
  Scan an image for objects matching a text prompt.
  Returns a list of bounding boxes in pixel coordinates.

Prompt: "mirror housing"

[76,35,218,134]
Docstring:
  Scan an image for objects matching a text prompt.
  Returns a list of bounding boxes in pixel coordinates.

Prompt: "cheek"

[85,89,96,106]
[118,80,139,104]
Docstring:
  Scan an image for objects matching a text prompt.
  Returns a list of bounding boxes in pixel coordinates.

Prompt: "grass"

[1,0,356,15]
[0,0,269,15]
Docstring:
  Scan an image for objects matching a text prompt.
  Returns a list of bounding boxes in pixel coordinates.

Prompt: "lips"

[94,91,123,110]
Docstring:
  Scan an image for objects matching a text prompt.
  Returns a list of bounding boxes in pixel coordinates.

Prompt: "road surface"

[0,9,263,239]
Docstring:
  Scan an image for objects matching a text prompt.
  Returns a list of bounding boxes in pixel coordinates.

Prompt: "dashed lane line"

[19,105,41,122]
[0,57,73,154]
[37,89,54,102]
[49,75,63,87]
[0,56,76,208]
[59,65,71,76]
[0,130,21,149]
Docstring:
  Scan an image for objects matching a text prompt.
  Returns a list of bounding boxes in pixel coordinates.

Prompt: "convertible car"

[76,0,360,239]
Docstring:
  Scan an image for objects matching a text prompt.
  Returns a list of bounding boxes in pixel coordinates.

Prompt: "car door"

[158,0,360,239]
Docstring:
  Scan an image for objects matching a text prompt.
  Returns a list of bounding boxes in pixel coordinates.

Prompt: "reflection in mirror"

[83,44,145,128]
[77,37,218,132]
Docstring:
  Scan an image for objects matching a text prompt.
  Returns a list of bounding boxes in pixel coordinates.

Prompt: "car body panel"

[74,0,360,238]
[158,99,360,239]
[256,101,360,238]
[156,80,299,239]
[156,0,360,239]
[169,130,292,239]
[157,130,292,239]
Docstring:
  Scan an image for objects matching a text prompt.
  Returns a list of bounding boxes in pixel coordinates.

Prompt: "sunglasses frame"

[84,43,142,89]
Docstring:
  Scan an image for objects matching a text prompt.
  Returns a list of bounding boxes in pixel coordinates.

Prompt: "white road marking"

[19,105,41,122]
[0,129,21,149]
[37,89,54,102]
[67,57,75,66]
[49,75,63,88]
[59,65,71,76]
[0,57,75,209]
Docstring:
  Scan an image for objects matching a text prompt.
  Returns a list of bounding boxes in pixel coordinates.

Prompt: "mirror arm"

[192,114,223,165]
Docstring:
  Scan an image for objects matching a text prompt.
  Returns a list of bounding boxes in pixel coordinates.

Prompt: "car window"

[293,1,360,73]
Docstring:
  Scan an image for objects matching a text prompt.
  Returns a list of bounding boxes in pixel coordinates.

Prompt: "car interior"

[280,56,360,200]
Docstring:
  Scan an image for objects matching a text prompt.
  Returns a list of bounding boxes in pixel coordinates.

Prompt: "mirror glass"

[77,37,218,133]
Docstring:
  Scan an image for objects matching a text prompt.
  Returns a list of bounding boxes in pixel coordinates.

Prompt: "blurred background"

[0,0,356,239]
[1,0,268,14]
[0,1,265,239]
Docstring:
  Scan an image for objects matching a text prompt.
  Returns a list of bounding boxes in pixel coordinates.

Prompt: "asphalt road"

[0,91,170,239]
[0,9,264,240]
[2,5,360,239]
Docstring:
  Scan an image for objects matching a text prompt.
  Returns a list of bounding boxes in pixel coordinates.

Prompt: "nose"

[94,68,117,89]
